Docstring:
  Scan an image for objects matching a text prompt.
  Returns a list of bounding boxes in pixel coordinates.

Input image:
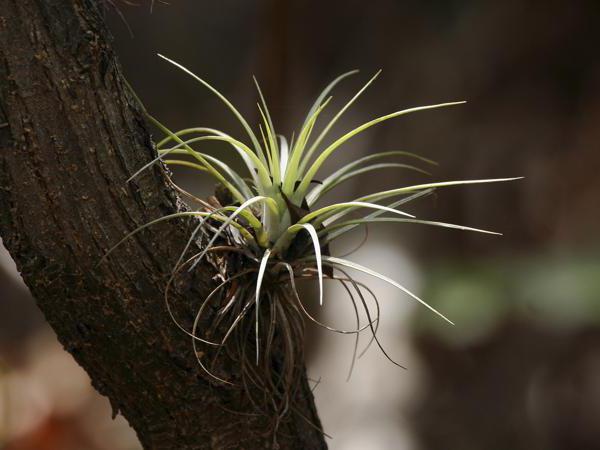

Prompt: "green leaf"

[157,127,261,188]
[320,256,454,325]
[322,189,434,241]
[278,135,289,179]
[358,177,524,204]
[254,78,280,183]
[255,248,272,363]
[170,135,272,191]
[157,54,267,166]
[307,150,436,205]
[162,159,208,172]
[296,101,466,199]
[300,70,359,131]
[299,201,415,226]
[283,98,332,195]
[290,223,324,305]
[308,162,430,205]
[320,217,501,241]
[192,196,278,270]
[146,116,248,203]
[135,139,253,199]
[300,70,382,174]
[166,150,253,199]
[99,211,211,264]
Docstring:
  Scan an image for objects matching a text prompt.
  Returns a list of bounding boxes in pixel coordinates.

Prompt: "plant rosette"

[102,55,520,427]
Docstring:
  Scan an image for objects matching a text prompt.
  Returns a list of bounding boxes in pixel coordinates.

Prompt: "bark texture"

[0,1,326,448]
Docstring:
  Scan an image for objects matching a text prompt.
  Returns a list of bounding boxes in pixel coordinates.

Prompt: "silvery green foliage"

[103,57,519,424]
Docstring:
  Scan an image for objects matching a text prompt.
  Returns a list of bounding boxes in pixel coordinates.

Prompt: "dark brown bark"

[0,1,326,448]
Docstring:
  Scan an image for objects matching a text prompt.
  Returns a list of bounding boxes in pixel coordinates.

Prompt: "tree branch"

[0,0,326,448]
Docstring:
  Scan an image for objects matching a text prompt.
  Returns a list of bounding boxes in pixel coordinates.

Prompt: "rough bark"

[0,1,326,448]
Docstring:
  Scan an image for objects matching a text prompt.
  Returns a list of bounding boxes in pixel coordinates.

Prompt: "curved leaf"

[296,101,466,199]
[320,256,454,325]
[157,54,267,165]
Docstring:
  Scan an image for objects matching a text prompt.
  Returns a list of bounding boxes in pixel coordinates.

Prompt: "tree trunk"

[0,1,326,448]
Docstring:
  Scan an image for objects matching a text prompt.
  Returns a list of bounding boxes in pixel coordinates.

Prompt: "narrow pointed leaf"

[301,70,359,131]
[309,163,430,204]
[256,248,272,363]
[157,126,261,188]
[307,150,437,205]
[299,201,415,225]
[358,177,524,204]
[300,70,382,173]
[321,256,454,325]
[278,135,289,178]
[192,196,277,269]
[146,116,247,202]
[298,224,324,305]
[296,101,466,198]
[99,211,211,264]
[157,54,267,164]
[320,217,501,243]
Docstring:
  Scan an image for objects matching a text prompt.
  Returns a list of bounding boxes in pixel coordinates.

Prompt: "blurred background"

[1,0,599,449]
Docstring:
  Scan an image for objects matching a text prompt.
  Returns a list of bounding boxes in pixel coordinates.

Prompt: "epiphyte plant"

[104,54,519,428]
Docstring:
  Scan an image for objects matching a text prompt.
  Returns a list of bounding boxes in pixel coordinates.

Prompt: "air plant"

[103,55,519,431]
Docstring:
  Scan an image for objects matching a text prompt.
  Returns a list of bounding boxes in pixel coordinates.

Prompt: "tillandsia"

[102,54,520,432]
